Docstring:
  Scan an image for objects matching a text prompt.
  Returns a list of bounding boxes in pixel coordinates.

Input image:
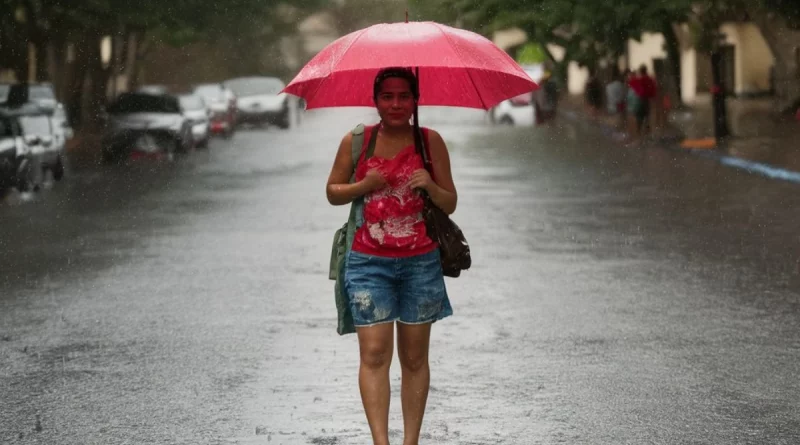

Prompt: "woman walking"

[325,67,456,445]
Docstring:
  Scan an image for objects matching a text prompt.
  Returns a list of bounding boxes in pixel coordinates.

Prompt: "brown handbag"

[414,127,471,278]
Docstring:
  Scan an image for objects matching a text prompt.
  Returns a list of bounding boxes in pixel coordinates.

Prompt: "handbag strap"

[364,124,379,160]
[349,124,365,183]
[413,126,436,183]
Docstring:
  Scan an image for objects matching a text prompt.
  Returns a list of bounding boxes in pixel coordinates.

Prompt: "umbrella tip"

[405,10,409,23]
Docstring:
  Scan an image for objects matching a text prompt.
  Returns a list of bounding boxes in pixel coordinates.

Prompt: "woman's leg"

[357,323,395,445]
[396,322,432,445]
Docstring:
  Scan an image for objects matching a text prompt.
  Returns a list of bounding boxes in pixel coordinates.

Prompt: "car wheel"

[52,155,65,181]
[499,115,514,126]
[279,110,291,129]
[198,138,209,149]
[17,169,37,193]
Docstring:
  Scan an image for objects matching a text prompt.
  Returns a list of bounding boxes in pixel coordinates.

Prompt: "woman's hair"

[373,67,419,103]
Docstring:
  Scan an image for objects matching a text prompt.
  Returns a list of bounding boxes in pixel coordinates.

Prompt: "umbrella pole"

[412,66,427,167]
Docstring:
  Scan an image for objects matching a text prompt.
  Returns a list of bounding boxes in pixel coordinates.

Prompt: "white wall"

[627,32,667,75]
[680,48,698,104]
[720,23,775,95]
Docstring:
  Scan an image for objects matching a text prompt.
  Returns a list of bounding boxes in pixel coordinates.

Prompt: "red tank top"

[351,125,437,258]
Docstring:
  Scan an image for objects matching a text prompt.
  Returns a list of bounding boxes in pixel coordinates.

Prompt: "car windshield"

[29,86,56,101]
[19,115,51,136]
[194,85,226,101]
[224,77,284,96]
[107,94,180,114]
[179,95,205,111]
[0,85,8,102]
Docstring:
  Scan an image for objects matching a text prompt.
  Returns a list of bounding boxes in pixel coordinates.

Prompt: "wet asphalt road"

[1,108,799,444]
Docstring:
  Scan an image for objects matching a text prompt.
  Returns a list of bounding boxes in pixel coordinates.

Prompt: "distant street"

[2,108,799,444]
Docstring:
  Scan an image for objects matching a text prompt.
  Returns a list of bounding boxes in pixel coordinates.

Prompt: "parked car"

[179,93,211,149]
[193,83,237,138]
[0,108,33,193]
[491,65,545,126]
[0,82,74,140]
[102,93,193,163]
[224,76,291,129]
[136,85,170,95]
[0,103,65,192]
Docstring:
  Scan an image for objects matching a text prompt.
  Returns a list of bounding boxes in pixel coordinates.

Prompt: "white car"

[491,65,545,126]
[193,83,237,138]
[179,94,211,149]
[1,83,74,140]
[1,103,66,190]
[224,77,291,129]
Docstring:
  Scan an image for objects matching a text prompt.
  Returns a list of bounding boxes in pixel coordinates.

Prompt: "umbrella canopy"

[283,21,538,110]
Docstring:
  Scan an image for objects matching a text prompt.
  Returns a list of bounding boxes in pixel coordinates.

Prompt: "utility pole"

[709,30,730,141]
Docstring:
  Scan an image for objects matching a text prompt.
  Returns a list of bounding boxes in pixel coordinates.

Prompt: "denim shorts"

[344,249,453,327]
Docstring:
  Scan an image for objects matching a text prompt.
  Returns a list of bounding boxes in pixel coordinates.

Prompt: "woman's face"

[375,77,415,127]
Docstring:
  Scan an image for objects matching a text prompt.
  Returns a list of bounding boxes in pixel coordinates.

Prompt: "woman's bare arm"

[424,129,458,214]
[326,132,384,205]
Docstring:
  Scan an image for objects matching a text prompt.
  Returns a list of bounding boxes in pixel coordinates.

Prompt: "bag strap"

[414,127,435,181]
[349,124,365,183]
[364,124,379,160]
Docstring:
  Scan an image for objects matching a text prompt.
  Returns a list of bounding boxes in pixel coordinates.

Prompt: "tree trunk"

[120,30,142,93]
[50,40,68,102]
[84,34,111,133]
[65,36,91,130]
[110,33,125,98]
[662,21,683,108]
[710,50,730,140]
[539,39,572,89]
[128,31,151,91]
[33,39,49,82]
[0,12,28,81]
[748,9,800,112]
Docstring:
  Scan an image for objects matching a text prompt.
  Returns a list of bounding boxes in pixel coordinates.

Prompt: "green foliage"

[516,42,547,64]
[410,0,793,68]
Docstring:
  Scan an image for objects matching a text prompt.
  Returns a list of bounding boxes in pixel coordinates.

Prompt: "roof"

[0,102,53,117]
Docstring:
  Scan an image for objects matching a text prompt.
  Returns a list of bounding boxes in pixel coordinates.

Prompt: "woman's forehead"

[379,77,412,92]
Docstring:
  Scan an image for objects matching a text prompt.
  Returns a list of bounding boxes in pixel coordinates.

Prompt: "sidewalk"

[561,94,800,184]
[65,132,104,166]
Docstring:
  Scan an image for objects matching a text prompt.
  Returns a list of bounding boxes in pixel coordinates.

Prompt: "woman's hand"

[362,168,388,192]
[408,169,433,191]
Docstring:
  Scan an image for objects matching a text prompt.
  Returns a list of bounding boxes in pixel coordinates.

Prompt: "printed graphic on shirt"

[353,142,434,255]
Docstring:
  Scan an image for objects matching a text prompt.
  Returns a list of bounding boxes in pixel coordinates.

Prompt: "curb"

[560,109,800,186]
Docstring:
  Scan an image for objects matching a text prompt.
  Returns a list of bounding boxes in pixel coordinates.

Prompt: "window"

[19,115,52,136]
[179,95,205,111]
[224,77,285,96]
[107,94,180,114]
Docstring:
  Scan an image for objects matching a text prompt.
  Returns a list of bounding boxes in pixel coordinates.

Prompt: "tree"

[1,0,330,130]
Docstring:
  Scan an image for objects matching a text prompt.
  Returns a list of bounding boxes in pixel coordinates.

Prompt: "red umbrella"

[282,21,538,110]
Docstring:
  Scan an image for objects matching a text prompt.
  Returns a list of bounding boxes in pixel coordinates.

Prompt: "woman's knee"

[398,349,428,372]
[357,323,394,369]
[360,344,393,369]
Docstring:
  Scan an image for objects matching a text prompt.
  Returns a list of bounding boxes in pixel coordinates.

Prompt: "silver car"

[102,93,193,162]
[179,94,211,149]
[224,77,291,129]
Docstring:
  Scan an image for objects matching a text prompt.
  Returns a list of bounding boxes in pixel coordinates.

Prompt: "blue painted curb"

[560,109,800,185]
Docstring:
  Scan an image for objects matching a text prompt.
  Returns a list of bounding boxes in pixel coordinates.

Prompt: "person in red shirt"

[325,67,456,445]
[627,65,658,138]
